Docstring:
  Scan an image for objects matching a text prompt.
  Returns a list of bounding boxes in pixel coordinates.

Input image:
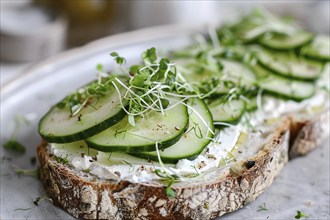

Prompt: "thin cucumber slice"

[86,99,189,153]
[177,59,233,96]
[236,22,262,43]
[51,141,153,166]
[178,59,220,83]
[220,12,266,43]
[171,45,212,59]
[217,45,251,61]
[245,97,258,111]
[252,64,316,101]
[259,31,313,50]
[208,99,246,124]
[221,60,257,87]
[38,76,128,143]
[256,49,323,80]
[301,35,330,61]
[133,98,214,163]
[178,59,256,96]
[50,141,98,159]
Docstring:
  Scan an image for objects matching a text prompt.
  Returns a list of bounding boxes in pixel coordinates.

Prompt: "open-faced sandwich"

[37,9,329,219]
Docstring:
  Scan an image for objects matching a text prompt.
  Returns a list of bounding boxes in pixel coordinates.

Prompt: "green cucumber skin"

[255,49,323,81]
[259,32,314,50]
[305,54,330,62]
[258,83,315,102]
[131,143,205,164]
[252,64,316,101]
[257,59,322,81]
[38,108,127,143]
[87,134,186,153]
[130,150,188,164]
[38,76,129,143]
[132,98,214,163]
[245,97,258,112]
[86,121,189,153]
[86,101,189,153]
[261,90,314,102]
[302,36,330,61]
[209,99,246,124]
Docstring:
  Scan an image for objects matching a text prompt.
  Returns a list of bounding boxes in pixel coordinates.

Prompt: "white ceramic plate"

[1,24,329,220]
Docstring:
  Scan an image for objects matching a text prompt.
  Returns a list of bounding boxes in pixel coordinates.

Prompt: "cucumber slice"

[208,99,246,124]
[220,13,265,43]
[171,45,212,59]
[252,64,316,101]
[86,99,189,153]
[177,59,234,96]
[178,59,256,96]
[39,76,128,143]
[221,60,257,87]
[245,97,258,111]
[179,59,220,83]
[217,45,250,61]
[51,141,155,166]
[302,35,330,61]
[236,22,262,43]
[50,141,98,159]
[256,49,323,80]
[132,98,214,163]
[259,31,313,50]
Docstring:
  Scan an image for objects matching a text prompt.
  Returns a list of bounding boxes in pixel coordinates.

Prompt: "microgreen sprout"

[11,163,39,177]
[3,140,26,154]
[154,169,178,198]
[122,160,135,173]
[54,155,69,165]
[114,129,127,139]
[208,25,221,49]
[56,66,118,117]
[33,196,53,206]
[109,47,215,133]
[3,115,32,154]
[257,202,268,212]
[190,165,200,176]
[110,52,126,65]
[242,114,257,132]
[110,48,183,126]
[153,142,180,197]
[15,168,39,177]
[192,121,203,138]
[295,210,309,219]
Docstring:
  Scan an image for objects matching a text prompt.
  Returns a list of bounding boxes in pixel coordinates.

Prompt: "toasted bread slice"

[37,109,329,219]
[36,9,330,219]
[289,112,330,158]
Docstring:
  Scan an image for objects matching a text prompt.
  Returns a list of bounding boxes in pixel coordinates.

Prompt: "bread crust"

[289,111,329,158]
[38,117,297,220]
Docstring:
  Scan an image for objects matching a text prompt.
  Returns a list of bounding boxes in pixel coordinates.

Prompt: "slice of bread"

[36,9,330,219]
[37,109,329,219]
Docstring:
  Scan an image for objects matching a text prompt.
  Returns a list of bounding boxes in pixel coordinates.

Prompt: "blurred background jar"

[33,0,128,48]
[0,1,67,62]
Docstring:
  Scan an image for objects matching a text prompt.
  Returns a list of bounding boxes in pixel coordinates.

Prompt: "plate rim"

[0,23,202,102]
